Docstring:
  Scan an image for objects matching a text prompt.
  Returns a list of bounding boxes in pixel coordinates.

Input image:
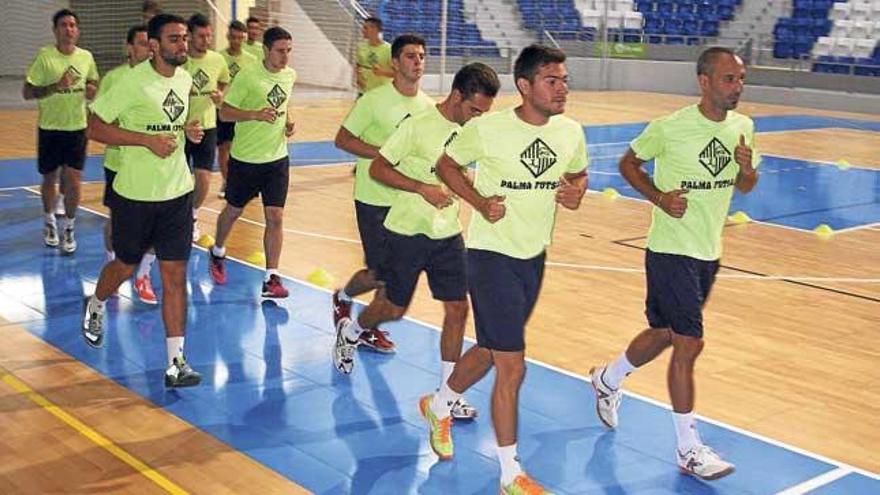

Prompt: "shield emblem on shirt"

[266,84,287,109]
[162,89,185,122]
[65,65,82,84]
[520,138,557,178]
[192,69,209,90]
[229,62,240,79]
[698,137,732,177]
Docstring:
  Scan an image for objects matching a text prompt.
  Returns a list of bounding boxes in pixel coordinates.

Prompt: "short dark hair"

[697,46,738,76]
[229,20,247,33]
[453,63,500,100]
[364,17,383,31]
[391,34,425,59]
[147,13,186,40]
[514,44,566,85]
[187,13,210,33]
[263,26,292,49]
[246,16,262,25]
[52,9,79,28]
[126,24,147,44]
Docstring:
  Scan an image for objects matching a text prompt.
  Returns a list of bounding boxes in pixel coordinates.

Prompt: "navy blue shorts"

[384,232,467,308]
[468,249,545,352]
[102,168,116,208]
[217,118,235,144]
[185,128,218,171]
[354,201,390,274]
[225,156,289,208]
[111,192,193,265]
[38,129,86,174]
[645,249,720,339]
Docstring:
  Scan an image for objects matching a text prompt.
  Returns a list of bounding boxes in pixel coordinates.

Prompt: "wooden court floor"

[0,91,878,492]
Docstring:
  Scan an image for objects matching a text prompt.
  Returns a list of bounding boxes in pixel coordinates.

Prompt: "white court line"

[13,185,880,489]
[775,467,853,494]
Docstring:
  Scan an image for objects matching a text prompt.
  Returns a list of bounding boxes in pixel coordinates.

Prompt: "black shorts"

[185,128,218,171]
[217,118,235,144]
[354,201,390,274]
[468,249,545,352]
[111,192,193,265]
[225,155,289,208]
[102,168,117,208]
[384,232,467,308]
[38,129,86,174]
[645,249,720,338]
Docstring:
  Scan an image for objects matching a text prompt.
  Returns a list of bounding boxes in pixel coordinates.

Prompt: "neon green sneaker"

[501,473,552,495]
[419,394,453,460]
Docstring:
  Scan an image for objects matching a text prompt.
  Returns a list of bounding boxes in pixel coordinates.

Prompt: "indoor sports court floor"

[0,91,877,494]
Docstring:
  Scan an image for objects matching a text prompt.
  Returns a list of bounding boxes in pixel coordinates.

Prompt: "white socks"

[211,245,226,257]
[672,411,701,453]
[166,336,185,367]
[342,316,365,342]
[497,444,523,486]
[137,253,156,279]
[604,352,636,389]
[63,216,75,230]
[88,295,106,314]
[338,288,353,303]
[45,212,56,226]
[265,268,279,282]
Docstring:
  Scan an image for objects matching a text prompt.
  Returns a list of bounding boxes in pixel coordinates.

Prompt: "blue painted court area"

[0,187,877,494]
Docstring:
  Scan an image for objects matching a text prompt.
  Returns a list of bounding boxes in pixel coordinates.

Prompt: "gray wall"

[0,0,69,77]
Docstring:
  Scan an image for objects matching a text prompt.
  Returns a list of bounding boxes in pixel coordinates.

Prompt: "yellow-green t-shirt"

[221,48,258,81]
[342,83,434,206]
[380,105,462,239]
[26,45,99,131]
[242,41,264,61]
[223,62,296,164]
[446,108,589,259]
[356,40,392,92]
[633,104,760,261]
[89,61,194,202]
[183,50,230,129]
[95,63,133,172]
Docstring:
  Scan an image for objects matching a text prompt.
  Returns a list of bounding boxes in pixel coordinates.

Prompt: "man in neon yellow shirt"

[98,24,160,305]
[243,16,265,61]
[207,27,296,299]
[589,47,759,481]
[333,63,500,427]
[23,9,99,255]
[435,45,588,494]
[355,17,394,95]
[332,34,434,353]
[217,20,258,198]
[85,14,205,388]
[184,13,230,241]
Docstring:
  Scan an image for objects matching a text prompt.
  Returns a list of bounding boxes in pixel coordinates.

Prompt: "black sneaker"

[81,296,104,348]
[164,356,202,388]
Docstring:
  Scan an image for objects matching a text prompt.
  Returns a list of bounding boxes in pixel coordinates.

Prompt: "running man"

[184,13,230,241]
[589,46,759,481]
[332,34,434,353]
[84,13,204,388]
[217,20,258,198]
[207,27,296,298]
[433,45,588,493]
[333,63,500,423]
[355,17,394,95]
[243,16,265,61]
[23,8,99,255]
[97,24,159,305]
